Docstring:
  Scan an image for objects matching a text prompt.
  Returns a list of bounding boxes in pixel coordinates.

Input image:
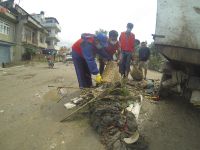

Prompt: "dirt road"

[0,62,200,150]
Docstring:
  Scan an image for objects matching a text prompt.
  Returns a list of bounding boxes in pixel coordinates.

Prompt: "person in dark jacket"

[138,42,150,79]
[72,33,111,88]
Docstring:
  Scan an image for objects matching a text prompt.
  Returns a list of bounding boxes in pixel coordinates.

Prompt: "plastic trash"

[64,103,76,109]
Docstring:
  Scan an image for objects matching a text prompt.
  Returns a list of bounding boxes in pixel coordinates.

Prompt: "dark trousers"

[72,51,92,88]
[99,58,105,75]
[121,51,132,76]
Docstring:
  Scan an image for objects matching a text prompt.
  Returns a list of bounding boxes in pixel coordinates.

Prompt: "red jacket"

[72,39,83,56]
[72,34,95,56]
[106,41,120,56]
[119,32,135,52]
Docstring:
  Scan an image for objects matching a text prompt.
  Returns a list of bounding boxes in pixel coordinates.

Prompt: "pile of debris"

[60,61,158,149]
[62,82,148,150]
[89,83,148,150]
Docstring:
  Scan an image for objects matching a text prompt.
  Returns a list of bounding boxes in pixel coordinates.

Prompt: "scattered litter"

[126,95,143,120]
[124,130,140,144]
[35,93,41,98]
[57,78,64,83]
[0,110,4,113]
[190,90,200,106]
[71,97,83,104]
[61,82,146,149]
[61,141,65,144]
[50,143,56,149]
[127,103,141,120]
[58,88,65,96]
[60,61,151,150]
[64,103,76,109]
[15,65,24,68]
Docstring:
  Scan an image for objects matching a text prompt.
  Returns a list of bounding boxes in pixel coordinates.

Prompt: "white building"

[32,11,61,51]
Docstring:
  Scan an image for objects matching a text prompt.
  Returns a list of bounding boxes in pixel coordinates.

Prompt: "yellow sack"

[102,61,121,83]
[130,65,143,81]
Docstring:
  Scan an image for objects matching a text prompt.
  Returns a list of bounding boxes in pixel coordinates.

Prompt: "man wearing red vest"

[119,23,135,78]
[72,33,111,88]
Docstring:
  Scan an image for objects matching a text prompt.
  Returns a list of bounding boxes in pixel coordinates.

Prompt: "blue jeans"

[121,51,132,76]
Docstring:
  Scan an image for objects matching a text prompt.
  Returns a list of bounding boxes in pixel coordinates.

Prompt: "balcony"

[38,42,47,49]
[22,38,38,46]
[47,33,60,41]
[42,22,61,32]
[47,45,60,51]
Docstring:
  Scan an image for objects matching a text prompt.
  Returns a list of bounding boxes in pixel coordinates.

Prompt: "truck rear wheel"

[158,62,173,98]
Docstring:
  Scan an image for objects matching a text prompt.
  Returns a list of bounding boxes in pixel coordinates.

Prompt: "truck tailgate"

[154,0,200,50]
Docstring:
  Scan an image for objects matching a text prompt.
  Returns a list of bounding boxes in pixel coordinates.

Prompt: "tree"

[95,29,108,35]
[59,46,71,55]
[148,42,165,71]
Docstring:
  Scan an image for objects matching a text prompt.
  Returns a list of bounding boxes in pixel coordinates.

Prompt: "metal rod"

[60,83,118,122]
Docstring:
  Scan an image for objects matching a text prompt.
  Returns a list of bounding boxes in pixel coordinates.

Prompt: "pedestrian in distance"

[138,42,150,80]
[47,53,54,69]
[72,33,111,88]
[119,23,135,78]
[99,30,120,75]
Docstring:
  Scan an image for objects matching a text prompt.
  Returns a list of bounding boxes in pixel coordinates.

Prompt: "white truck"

[153,0,200,105]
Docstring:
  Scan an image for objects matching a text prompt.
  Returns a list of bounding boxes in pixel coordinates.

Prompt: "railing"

[48,33,59,40]
[47,45,60,50]
[42,22,61,31]
[38,42,47,48]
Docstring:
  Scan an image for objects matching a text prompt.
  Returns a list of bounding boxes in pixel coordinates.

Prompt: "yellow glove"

[95,73,103,84]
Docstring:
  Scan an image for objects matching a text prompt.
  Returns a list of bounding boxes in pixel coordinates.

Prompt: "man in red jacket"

[72,33,111,88]
[119,23,135,78]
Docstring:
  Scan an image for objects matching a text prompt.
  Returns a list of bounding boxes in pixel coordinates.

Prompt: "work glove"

[95,73,103,84]
[113,53,118,61]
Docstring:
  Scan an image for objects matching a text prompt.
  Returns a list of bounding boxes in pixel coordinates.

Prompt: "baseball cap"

[96,33,108,47]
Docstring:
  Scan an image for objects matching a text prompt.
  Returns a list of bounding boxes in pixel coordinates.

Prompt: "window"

[46,20,53,23]
[40,33,45,43]
[32,31,36,44]
[0,20,10,35]
[46,41,50,46]
[25,28,32,41]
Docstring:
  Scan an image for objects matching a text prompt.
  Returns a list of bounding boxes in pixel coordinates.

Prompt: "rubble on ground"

[61,62,160,150]
[63,82,148,150]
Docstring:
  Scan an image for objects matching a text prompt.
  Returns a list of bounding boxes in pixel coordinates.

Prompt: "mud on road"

[0,62,200,150]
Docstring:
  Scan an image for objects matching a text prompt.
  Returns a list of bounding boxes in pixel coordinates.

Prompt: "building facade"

[32,12,61,51]
[0,0,48,64]
[0,4,16,64]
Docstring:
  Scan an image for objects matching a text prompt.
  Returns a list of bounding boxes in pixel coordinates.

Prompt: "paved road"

[0,62,200,150]
[0,62,104,150]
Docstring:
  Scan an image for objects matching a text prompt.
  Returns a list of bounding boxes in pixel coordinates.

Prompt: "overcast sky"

[18,0,157,46]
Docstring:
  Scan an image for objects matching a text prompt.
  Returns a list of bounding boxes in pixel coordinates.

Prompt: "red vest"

[120,32,135,52]
[72,36,94,56]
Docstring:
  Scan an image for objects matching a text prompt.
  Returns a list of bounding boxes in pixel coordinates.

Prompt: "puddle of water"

[43,89,60,101]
